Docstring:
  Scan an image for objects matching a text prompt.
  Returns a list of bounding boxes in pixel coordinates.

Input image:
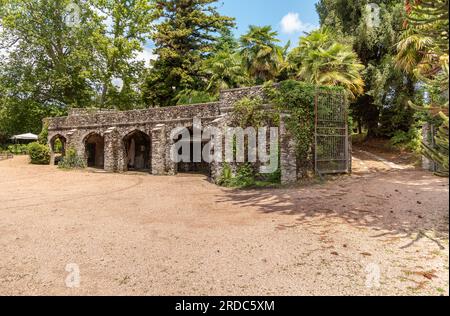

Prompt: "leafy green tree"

[0,0,98,108]
[288,28,365,99]
[0,0,158,138]
[92,0,155,110]
[213,27,239,53]
[239,26,283,84]
[142,0,235,107]
[0,0,99,137]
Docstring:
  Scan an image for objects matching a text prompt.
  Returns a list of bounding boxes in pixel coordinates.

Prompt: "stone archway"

[49,134,67,165]
[123,130,151,172]
[84,133,105,168]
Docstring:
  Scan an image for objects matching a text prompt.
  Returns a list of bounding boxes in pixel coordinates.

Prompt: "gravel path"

[0,156,448,296]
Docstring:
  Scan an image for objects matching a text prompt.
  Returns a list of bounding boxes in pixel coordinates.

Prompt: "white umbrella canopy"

[10,133,39,141]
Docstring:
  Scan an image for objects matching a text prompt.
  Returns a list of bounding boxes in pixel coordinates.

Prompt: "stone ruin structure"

[45,86,306,184]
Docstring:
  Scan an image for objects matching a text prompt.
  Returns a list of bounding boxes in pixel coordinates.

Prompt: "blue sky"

[218,0,321,46]
[137,0,321,64]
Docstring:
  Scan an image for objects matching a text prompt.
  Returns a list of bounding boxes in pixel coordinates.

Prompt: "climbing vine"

[232,96,279,128]
[264,80,345,176]
[221,96,280,188]
[221,80,346,186]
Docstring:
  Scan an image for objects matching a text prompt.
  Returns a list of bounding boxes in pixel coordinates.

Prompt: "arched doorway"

[50,135,67,165]
[123,130,151,172]
[84,133,105,168]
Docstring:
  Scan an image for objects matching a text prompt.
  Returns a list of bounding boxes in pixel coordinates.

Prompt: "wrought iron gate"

[314,91,350,175]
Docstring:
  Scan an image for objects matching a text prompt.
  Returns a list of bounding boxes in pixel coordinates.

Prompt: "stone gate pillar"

[104,127,118,172]
[151,124,167,175]
[280,113,297,184]
[65,129,81,156]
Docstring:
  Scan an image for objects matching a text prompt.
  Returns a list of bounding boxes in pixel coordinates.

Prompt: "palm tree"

[239,26,283,84]
[203,50,249,93]
[395,29,435,74]
[289,28,365,99]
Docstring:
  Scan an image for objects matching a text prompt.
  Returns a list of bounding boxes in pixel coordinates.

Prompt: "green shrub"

[7,144,29,155]
[232,163,256,188]
[53,138,63,153]
[218,163,234,187]
[389,128,421,152]
[58,147,86,169]
[27,142,50,165]
[219,163,256,188]
[219,163,282,188]
[258,169,281,184]
[176,89,218,105]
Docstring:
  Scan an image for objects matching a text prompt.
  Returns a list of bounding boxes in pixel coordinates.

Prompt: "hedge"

[28,142,50,165]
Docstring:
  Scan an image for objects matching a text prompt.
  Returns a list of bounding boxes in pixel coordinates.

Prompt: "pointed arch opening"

[50,134,67,165]
[84,133,105,169]
[123,130,151,172]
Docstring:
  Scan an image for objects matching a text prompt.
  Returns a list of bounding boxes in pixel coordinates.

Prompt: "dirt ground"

[0,153,448,296]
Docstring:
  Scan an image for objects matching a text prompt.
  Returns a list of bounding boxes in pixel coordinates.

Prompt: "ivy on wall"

[265,80,345,176]
[232,96,279,128]
[222,96,281,188]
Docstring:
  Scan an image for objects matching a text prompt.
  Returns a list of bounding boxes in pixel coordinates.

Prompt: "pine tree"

[142,0,235,107]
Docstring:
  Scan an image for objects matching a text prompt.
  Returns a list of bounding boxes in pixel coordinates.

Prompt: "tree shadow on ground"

[215,170,449,249]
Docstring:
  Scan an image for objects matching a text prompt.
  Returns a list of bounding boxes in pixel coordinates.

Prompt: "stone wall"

[46,85,345,185]
[219,85,272,111]
[48,102,222,131]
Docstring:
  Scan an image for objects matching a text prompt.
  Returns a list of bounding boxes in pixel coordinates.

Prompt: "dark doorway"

[123,130,151,172]
[84,133,105,168]
[176,127,210,175]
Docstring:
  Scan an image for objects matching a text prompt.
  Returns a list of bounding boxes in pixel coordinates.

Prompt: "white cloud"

[280,12,316,34]
[135,46,158,68]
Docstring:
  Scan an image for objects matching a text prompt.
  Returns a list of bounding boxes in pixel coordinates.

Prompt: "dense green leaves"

[316,0,416,138]
[142,0,235,107]
[288,28,365,99]
[28,142,50,165]
[203,50,249,94]
[240,26,283,84]
[397,0,449,176]
[0,0,155,138]
[93,0,155,110]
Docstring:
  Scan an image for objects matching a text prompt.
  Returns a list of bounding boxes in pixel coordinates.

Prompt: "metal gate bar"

[314,91,350,175]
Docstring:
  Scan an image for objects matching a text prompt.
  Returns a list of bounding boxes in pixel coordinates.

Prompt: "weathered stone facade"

[46,85,341,184]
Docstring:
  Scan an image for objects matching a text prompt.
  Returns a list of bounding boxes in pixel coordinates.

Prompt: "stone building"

[46,86,331,184]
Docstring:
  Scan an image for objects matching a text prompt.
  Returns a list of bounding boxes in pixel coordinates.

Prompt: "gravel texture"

[0,155,448,296]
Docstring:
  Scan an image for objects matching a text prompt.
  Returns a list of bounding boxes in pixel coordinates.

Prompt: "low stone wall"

[48,102,222,131]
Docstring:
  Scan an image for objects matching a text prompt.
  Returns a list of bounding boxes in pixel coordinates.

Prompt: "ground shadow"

[215,169,449,248]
